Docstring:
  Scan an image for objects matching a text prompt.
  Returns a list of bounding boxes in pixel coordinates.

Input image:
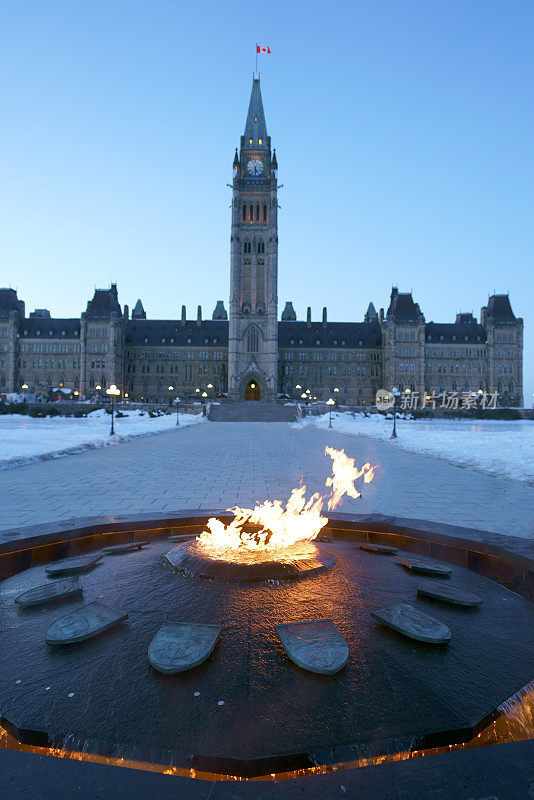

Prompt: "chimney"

[379,307,384,323]
[306,306,311,327]
[181,305,186,326]
[123,304,129,320]
[197,305,202,326]
[322,307,327,327]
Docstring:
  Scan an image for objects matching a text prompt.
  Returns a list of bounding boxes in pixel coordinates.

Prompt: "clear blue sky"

[1,0,532,403]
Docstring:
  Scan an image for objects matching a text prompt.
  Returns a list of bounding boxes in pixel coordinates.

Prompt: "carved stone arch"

[239,370,266,401]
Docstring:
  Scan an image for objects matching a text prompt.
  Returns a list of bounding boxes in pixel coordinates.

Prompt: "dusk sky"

[1,0,532,403]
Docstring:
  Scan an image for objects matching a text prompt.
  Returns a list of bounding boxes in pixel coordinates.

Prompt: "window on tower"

[263,204,267,222]
[242,204,246,222]
[258,239,265,254]
[244,240,251,254]
[249,138,253,145]
[249,204,253,221]
[256,204,260,221]
[258,138,262,145]
[247,329,259,353]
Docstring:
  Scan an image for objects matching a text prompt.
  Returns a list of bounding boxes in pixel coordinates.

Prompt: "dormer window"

[249,138,253,145]
[187,338,191,344]
[254,116,258,122]
[258,138,262,145]
[144,337,148,343]
[61,330,66,336]
[48,330,53,336]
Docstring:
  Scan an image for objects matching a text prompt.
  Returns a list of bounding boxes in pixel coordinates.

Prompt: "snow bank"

[0,409,204,470]
[294,412,534,484]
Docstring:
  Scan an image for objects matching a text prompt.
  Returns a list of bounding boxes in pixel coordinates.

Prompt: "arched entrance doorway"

[245,380,260,401]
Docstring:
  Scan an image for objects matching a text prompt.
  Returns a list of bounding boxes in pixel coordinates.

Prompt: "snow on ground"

[0,409,204,469]
[295,412,534,484]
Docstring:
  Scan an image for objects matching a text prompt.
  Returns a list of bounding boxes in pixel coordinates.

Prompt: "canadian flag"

[256,45,271,53]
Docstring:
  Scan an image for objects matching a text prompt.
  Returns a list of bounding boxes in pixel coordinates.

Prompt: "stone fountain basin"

[0,528,533,778]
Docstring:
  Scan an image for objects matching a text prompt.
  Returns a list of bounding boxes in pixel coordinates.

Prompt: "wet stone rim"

[165,539,337,582]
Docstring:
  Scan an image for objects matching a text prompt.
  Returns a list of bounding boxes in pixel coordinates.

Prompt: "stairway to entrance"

[208,401,297,422]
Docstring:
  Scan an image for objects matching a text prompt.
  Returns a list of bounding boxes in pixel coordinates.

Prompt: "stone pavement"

[208,400,296,421]
[0,423,533,539]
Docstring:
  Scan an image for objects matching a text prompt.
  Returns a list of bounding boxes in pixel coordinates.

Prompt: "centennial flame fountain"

[0,445,532,785]
[166,447,376,581]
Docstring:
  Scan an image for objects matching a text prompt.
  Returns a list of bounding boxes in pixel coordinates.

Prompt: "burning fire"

[197,447,378,552]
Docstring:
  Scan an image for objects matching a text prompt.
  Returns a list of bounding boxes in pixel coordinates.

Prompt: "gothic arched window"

[246,328,259,353]
[256,204,260,221]
[244,240,251,254]
[249,204,253,222]
[242,204,246,222]
[257,239,265,254]
[263,204,267,222]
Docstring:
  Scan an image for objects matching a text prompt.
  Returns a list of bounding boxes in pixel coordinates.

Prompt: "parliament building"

[0,77,524,407]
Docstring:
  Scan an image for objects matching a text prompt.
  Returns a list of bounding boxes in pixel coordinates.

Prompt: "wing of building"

[0,78,524,407]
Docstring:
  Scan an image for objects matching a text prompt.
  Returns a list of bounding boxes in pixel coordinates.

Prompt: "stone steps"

[208,401,297,422]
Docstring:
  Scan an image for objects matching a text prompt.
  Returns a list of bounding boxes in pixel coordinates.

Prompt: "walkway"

[208,401,297,422]
[0,422,532,538]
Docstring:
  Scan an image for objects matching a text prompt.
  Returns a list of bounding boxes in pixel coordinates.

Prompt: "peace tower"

[228,75,279,401]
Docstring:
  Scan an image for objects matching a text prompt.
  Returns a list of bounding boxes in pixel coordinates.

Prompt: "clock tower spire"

[228,75,278,401]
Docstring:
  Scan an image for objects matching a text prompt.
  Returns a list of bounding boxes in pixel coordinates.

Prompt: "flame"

[197,447,378,552]
[325,446,376,510]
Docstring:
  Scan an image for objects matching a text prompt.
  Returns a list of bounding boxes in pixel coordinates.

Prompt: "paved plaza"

[0,422,532,539]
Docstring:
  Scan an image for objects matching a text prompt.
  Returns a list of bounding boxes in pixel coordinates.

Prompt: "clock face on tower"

[247,159,264,176]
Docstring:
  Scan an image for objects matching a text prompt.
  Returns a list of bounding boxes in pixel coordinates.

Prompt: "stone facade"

[0,78,524,407]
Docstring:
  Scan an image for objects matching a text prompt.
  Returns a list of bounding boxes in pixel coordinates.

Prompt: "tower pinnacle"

[243,76,268,147]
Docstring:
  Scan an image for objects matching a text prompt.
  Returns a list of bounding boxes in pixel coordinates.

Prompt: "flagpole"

[255,43,257,75]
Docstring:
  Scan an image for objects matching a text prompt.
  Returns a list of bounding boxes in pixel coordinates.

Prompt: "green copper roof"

[244,76,268,145]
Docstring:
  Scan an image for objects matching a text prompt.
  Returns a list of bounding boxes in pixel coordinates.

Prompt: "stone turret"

[212,300,228,320]
[0,289,25,391]
[132,299,146,320]
[281,302,296,321]
[364,302,378,323]
[81,284,125,396]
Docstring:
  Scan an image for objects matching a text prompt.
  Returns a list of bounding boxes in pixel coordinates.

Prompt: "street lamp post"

[327,397,335,428]
[106,384,120,436]
[390,387,400,439]
[168,386,180,425]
